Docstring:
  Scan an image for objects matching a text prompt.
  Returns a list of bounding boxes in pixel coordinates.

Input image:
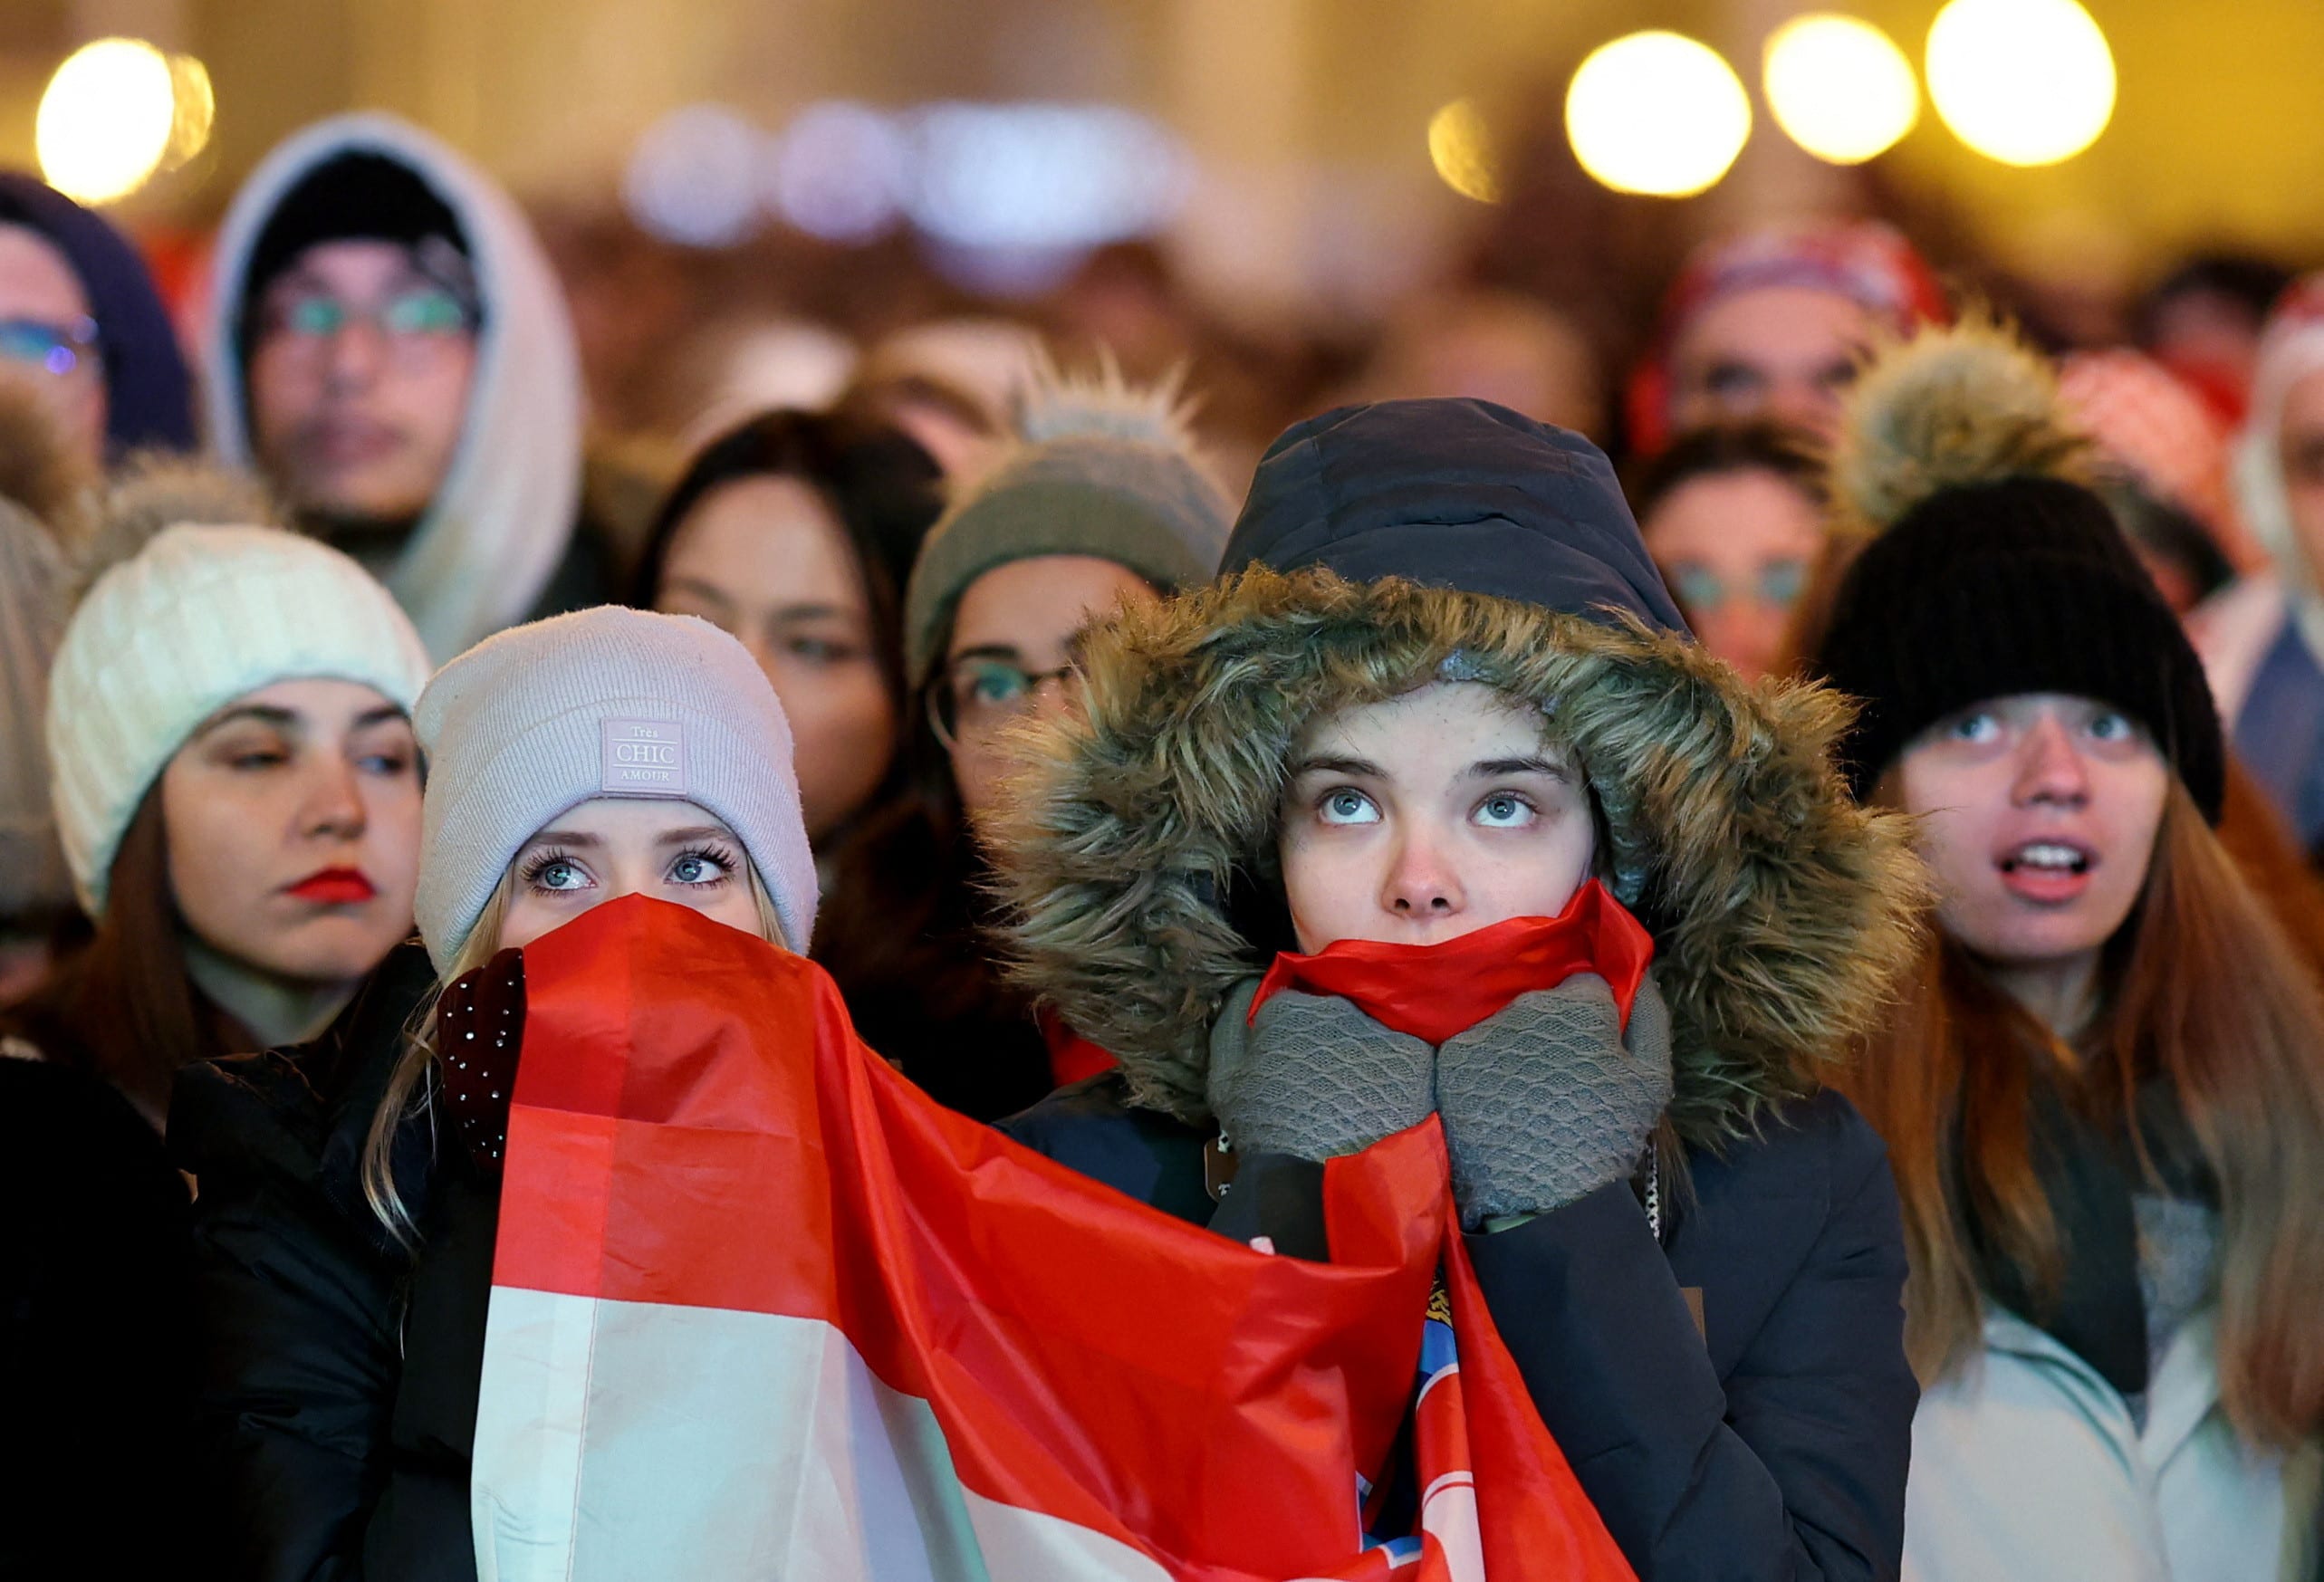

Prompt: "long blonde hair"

[361,865,788,1242]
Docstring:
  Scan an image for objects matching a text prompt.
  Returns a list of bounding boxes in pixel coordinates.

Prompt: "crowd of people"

[1,104,2321,1580]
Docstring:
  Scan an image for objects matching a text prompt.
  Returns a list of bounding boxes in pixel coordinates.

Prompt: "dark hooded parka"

[992,399,1925,1581]
[0,171,197,456]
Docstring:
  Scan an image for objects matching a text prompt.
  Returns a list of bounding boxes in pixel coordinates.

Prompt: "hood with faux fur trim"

[991,565,1925,1146]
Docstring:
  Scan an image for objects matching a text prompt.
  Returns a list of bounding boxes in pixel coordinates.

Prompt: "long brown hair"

[1838,780,2324,1447]
[11,782,222,1118]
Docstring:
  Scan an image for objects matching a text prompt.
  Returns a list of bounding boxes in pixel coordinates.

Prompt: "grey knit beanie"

[413,607,818,973]
[902,360,1233,684]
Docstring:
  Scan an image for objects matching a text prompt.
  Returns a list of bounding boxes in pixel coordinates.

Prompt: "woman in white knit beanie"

[4,466,432,1126]
[178,605,816,1574]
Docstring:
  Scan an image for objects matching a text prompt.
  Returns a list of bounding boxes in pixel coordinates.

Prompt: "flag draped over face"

[471,896,1635,1581]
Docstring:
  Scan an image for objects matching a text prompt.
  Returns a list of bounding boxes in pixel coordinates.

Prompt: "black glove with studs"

[436,947,526,1176]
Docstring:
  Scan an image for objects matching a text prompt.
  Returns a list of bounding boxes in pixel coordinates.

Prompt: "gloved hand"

[1435,972,1674,1230]
[1206,979,1435,1163]
[437,947,526,1176]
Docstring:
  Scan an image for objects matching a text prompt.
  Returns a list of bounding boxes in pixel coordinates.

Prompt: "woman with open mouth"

[1809,319,2324,1580]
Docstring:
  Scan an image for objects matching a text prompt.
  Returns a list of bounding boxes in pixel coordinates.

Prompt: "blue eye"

[1474,792,1535,829]
[669,846,738,887]
[1948,712,2001,744]
[965,664,1031,706]
[1318,789,1379,826]
[533,859,587,892]
[2089,711,2135,743]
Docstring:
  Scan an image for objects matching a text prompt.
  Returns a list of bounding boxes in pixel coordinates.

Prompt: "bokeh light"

[164,53,216,170]
[905,102,1188,251]
[37,39,180,205]
[1762,14,1918,165]
[623,103,767,247]
[766,101,909,244]
[1565,31,1752,198]
[1428,99,1502,204]
[1925,0,2115,167]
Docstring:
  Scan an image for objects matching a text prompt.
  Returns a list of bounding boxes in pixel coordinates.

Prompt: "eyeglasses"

[0,316,100,379]
[927,657,1080,751]
[1669,559,1809,616]
[255,285,478,363]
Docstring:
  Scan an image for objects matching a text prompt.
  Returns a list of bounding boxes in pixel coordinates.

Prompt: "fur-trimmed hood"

[991,566,1925,1146]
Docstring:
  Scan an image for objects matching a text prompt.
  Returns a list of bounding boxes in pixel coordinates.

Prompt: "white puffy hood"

[203,112,582,662]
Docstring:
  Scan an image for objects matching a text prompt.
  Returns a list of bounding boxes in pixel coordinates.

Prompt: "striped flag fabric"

[471,896,1635,1581]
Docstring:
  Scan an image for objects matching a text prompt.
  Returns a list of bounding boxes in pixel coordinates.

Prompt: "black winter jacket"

[1003,1073,1916,1582]
[170,944,485,1582]
[0,1055,204,1577]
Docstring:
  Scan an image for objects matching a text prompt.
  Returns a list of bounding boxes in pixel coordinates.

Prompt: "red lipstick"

[288,868,377,905]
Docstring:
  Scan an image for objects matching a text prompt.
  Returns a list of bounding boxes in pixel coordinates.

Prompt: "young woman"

[988,397,1927,1579]
[1809,330,2324,1579]
[10,482,431,1124]
[1630,420,1826,680]
[1,490,428,1579]
[812,360,1233,1120]
[637,407,942,849]
[174,606,817,1579]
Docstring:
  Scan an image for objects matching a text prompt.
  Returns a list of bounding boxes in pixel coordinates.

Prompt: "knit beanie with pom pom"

[901,356,1234,684]
[1810,317,2223,820]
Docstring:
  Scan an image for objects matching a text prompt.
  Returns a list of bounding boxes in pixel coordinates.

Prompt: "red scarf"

[1039,1010,1119,1087]
[1250,880,1655,1046]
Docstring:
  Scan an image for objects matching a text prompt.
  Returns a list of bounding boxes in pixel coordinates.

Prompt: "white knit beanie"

[46,524,434,917]
[412,607,818,974]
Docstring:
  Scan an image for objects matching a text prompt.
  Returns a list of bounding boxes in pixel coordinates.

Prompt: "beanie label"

[600,720,689,798]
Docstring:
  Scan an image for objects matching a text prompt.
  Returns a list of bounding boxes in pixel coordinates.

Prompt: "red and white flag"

[471,896,1634,1581]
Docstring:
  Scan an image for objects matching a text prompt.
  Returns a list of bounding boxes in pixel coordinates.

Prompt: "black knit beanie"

[236,150,470,358]
[1812,475,2224,821]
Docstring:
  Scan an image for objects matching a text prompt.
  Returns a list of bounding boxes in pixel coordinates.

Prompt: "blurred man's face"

[247,239,477,523]
[1666,284,1877,440]
[0,224,107,469]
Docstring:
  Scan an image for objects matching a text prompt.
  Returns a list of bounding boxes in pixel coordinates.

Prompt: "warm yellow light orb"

[165,54,216,170]
[37,39,179,205]
[1428,99,1502,205]
[1925,0,2115,167]
[1762,14,1919,165]
[1565,31,1752,199]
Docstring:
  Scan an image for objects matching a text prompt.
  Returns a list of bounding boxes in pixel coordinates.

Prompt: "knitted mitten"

[1206,982,1435,1163]
[1435,973,1674,1230]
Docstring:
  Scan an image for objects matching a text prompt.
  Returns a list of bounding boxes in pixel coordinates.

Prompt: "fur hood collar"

[991,567,1925,1146]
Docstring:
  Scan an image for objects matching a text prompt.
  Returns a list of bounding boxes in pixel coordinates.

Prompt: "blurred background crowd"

[10,2,2324,1575]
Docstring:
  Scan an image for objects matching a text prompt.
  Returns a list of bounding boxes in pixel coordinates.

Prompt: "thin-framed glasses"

[0,316,100,379]
[927,656,1080,752]
[255,285,479,366]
